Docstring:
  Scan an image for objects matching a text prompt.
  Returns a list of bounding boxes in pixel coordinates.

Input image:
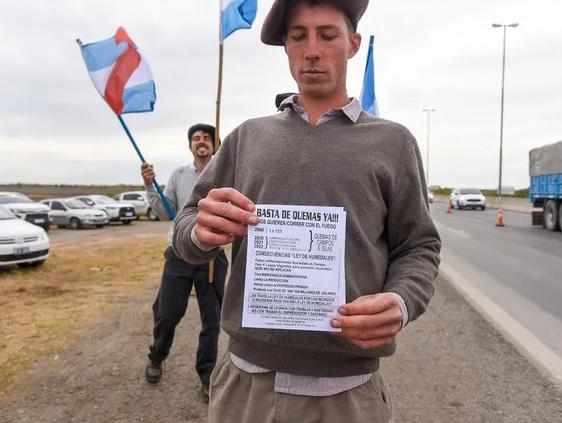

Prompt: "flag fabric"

[79,27,156,115]
[220,0,258,41]
[360,35,379,117]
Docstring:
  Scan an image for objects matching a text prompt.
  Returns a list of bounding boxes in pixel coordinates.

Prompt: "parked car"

[41,198,109,229]
[450,188,487,210]
[0,206,49,268]
[114,191,159,221]
[427,189,435,204]
[0,191,51,232]
[72,195,137,224]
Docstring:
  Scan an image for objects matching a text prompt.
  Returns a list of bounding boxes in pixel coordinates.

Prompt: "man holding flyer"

[173,0,441,421]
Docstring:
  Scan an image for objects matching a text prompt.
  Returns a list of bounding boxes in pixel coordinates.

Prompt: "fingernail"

[331,319,341,328]
[247,203,255,212]
[338,306,347,315]
[249,215,259,225]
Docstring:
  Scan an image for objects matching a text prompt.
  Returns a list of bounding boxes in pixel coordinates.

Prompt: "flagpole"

[215,43,224,152]
[209,4,226,284]
[215,4,224,153]
[116,115,176,220]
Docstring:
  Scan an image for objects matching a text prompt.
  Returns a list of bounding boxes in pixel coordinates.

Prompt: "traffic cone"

[447,201,453,214]
[496,208,505,227]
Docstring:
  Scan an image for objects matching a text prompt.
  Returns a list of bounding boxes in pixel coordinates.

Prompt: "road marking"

[440,262,562,388]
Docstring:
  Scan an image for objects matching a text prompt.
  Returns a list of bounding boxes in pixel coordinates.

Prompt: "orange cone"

[447,201,453,214]
[496,208,505,227]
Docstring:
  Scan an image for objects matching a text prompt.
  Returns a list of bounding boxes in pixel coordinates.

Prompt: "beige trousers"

[209,353,394,423]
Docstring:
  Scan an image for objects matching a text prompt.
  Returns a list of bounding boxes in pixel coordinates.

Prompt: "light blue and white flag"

[360,35,379,117]
[220,0,258,41]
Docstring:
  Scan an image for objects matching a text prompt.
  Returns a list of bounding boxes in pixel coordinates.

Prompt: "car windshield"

[0,194,32,204]
[0,207,16,220]
[64,199,89,209]
[93,195,118,204]
[460,189,482,195]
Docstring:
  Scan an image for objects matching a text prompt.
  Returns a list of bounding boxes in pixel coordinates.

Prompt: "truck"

[529,141,562,231]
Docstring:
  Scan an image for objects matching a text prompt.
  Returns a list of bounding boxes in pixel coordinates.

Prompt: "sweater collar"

[279,95,362,124]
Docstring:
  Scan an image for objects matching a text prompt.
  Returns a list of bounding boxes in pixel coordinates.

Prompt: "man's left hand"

[331,293,403,350]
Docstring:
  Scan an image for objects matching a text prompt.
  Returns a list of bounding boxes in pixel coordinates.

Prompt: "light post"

[492,22,518,200]
[422,108,436,186]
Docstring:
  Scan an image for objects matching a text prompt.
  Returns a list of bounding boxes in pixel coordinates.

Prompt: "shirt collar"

[189,162,200,173]
[279,95,363,124]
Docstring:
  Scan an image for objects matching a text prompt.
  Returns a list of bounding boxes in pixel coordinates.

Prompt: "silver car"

[0,191,51,232]
[41,199,109,229]
[114,191,159,221]
[72,195,137,224]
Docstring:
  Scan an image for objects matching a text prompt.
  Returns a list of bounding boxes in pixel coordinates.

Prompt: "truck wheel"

[559,202,562,233]
[543,200,560,231]
[69,217,81,230]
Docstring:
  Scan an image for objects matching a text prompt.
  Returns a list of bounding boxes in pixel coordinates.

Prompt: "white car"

[0,191,51,232]
[427,189,435,204]
[0,207,49,268]
[72,195,137,224]
[41,198,109,229]
[114,191,159,221]
[450,188,487,210]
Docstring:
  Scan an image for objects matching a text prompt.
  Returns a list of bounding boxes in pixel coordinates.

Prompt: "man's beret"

[261,0,369,46]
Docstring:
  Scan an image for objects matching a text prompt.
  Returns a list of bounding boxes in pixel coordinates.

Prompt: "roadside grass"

[0,234,168,396]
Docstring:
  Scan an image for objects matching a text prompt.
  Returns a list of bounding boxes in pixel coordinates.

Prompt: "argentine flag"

[360,35,380,117]
[221,0,258,41]
[79,27,156,115]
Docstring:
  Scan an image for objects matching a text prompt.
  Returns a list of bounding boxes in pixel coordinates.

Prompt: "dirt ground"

[1,273,561,423]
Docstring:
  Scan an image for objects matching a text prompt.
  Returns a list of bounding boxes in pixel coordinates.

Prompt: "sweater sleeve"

[145,173,178,222]
[172,129,238,264]
[383,129,441,323]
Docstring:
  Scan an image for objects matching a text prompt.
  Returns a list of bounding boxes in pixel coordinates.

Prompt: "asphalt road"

[431,203,562,360]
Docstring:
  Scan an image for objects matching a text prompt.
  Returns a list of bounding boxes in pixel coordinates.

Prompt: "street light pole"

[422,108,436,186]
[492,22,518,200]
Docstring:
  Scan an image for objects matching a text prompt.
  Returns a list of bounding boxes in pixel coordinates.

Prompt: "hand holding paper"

[331,293,403,350]
[195,188,258,247]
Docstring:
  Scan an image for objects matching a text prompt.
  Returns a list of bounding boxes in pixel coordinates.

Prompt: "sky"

[1,0,561,190]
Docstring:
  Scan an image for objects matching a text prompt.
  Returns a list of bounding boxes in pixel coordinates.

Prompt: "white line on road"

[440,262,562,388]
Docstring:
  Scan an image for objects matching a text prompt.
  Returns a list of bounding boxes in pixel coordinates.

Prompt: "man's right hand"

[141,163,155,186]
[195,188,259,248]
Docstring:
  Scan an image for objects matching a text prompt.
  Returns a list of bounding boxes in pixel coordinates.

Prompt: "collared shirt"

[230,96,408,396]
[146,162,201,245]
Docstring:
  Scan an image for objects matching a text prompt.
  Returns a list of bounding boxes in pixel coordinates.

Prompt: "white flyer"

[243,204,347,332]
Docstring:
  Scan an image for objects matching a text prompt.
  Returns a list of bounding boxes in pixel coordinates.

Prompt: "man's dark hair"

[188,123,215,147]
[284,0,355,38]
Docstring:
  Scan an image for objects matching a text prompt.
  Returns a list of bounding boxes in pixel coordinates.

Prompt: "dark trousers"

[149,246,228,387]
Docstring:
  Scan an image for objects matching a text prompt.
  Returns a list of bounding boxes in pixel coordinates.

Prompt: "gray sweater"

[173,109,441,377]
[146,163,200,244]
